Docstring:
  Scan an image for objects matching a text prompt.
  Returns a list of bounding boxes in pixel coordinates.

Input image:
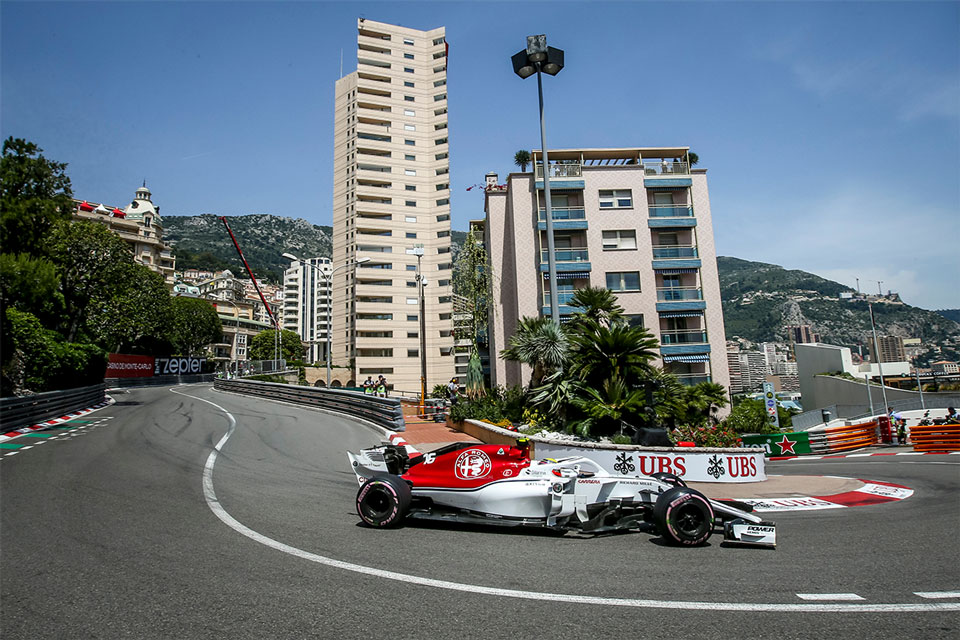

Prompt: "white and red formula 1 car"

[347,439,776,547]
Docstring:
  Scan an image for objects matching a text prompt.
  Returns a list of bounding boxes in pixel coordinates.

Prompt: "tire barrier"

[909,422,960,452]
[0,384,106,432]
[819,420,879,453]
[214,378,405,432]
[743,421,878,457]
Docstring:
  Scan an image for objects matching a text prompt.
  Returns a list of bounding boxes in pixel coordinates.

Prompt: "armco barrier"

[909,423,960,452]
[214,378,404,432]
[0,384,106,431]
[821,420,878,453]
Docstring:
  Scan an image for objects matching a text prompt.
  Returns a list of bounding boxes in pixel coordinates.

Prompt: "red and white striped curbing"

[738,479,914,513]
[769,450,960,461]
[0,397,114,442]
[387,433,422,458]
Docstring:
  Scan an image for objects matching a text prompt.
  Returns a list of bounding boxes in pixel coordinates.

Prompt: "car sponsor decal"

[454,449,492,480]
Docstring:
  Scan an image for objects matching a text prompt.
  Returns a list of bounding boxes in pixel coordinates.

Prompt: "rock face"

[717,256,960,352]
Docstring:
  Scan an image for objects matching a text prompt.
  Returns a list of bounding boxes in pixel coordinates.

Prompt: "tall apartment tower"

[333,19,455,392]
[283,257,332,364]
[484,147,730,396]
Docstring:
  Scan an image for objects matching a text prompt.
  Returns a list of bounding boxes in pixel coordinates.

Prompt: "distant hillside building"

[483,146,729,394]
[786,324,820,345]
[726,348,743,395]
[738,350,768,392]
[869,335,906,363]
[72,184,175,285]
[283,257,332,365]
[931,360,959,375]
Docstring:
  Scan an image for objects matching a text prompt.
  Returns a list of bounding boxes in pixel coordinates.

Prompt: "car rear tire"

[356,475,411,528]
[653,487,713,546]
[651,472,687,488]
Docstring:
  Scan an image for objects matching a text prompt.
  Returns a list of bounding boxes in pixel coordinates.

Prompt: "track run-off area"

[2,384,958,639]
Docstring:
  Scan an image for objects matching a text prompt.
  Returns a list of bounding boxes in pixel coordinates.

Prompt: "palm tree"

[465,349,485,400]
[568,323,659,389]
[568,286,625,329]
[500,316,568,387]
[681,381,728,426]
[514,150,531,172]
[569,377,648,438]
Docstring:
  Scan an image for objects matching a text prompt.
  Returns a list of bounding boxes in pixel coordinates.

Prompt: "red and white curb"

[770,451,960,461]
[0,396,115,443]
[737,479,913,512]
[387,433,422,458]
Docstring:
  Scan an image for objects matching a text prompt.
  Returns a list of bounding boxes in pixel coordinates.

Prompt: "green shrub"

[671,424,741,448]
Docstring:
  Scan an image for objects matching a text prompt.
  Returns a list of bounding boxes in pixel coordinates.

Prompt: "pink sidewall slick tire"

[356,475,411,528]
[653,487,714,546]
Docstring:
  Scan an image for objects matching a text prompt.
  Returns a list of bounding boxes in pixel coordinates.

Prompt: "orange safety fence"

[823,420,879,453]
[909,423,960,452]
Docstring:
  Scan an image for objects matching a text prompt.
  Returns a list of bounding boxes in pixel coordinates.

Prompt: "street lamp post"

[512,35,564,324]
[410,246,428,411]
[282,253,370,387]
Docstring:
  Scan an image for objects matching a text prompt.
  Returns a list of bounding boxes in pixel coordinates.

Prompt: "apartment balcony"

[675,374,712,386]
[660,329,708,345]
[537,207,587,230]
[356,131,391,144]
[643,160,689,176]
[651,245,701,270]
[657,286,702,301]
[539,248,591,273]
[534,163,584,190]
[648,205,696,228]
[655,287,705,312]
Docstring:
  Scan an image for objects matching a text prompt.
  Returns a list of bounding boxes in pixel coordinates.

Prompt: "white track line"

[173,388,960,614]
[914,591,960,599]
[797,593,865,601]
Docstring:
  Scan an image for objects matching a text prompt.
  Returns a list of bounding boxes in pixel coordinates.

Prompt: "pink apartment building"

[483,147,730,394]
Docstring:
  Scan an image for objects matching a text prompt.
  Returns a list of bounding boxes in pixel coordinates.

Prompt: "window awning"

[655,268,699,275]
[543,271,590,280]
[662,354,711,363]
[658,311,704,318]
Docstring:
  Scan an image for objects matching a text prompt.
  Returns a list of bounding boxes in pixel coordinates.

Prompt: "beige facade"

[332,19,455,392]
[72,185,175,285]
[484,147,730,394]
[283,257,332,364]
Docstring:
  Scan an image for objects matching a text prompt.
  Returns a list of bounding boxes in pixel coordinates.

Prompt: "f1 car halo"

[347,439,776,547]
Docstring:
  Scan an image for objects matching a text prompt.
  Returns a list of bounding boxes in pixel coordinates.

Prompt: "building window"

[404,67,414,73]
[438,279,450,287]
[404,154,416,161]
[605,271,641,292]
[358,313,393,320]
[405,185,416,191]
[599,189,633,208]
[406,264,417,271]
[404,81,415,88]
[405,95,415,102]
[406,232,417,238]
[404,53,414,59]
[436,183,449,190]
[407,298,418,304]
[407,281,417,287]
[435,152,448,160]
[404,216,417,223]
[602,230,638,251]
[439,296,452,303]
[359,368,394,375]
[408,331,418,338]
[404,124,416,131]
[405,139,415,146]
[408,349,419,357]
[625,314,644,328]
[403,38,415,45]
[404,109,416,116]
[437,230,450,238]
[405,169,416,176]
[439,313,451,320]
[436,201,449,208]
[406,200,416,207]
[434,93,446,102]
[407,315,417,322]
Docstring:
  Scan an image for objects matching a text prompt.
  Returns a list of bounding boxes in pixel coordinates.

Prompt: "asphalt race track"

[2,384,958,639]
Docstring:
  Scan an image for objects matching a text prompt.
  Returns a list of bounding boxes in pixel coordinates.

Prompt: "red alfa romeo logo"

[455,449,492,480]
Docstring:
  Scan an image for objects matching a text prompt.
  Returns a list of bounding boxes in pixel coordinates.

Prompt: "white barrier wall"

[534,442,767,484]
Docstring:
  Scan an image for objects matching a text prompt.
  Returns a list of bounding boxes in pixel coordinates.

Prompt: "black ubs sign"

[154,357,205,376]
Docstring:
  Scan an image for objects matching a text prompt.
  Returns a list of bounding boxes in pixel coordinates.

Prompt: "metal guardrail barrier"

[214,378,404,432]
[910,423,960,452]
[0,384,106,432]
[105,374,215,388]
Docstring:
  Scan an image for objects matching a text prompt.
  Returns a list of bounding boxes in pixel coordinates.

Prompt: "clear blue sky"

[3,1,958,309]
